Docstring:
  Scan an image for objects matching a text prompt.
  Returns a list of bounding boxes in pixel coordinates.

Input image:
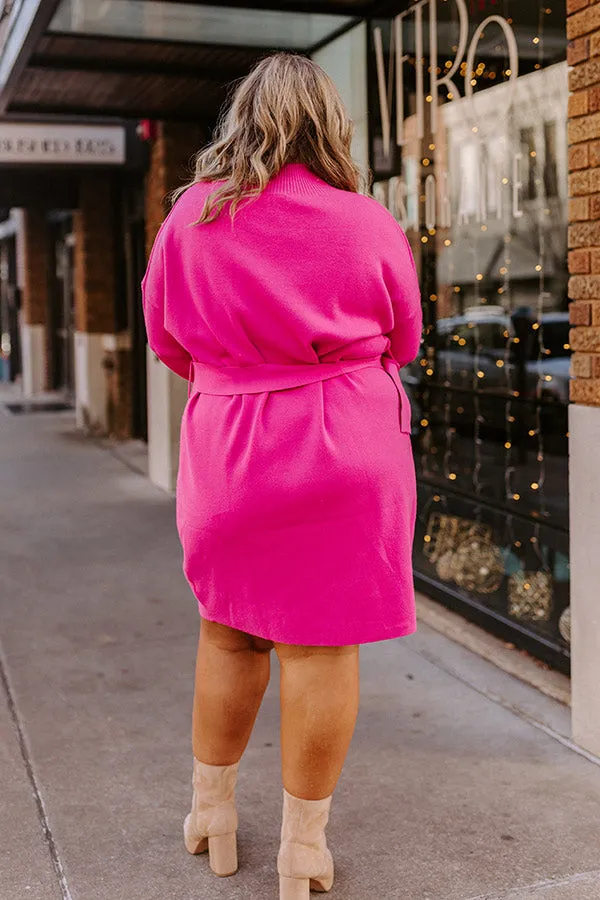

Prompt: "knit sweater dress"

[142,163,422,646]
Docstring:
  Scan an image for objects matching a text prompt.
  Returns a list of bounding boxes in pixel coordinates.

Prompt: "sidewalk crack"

[0,650,74,900]
[461,869,600,899]
[403,640,600,770]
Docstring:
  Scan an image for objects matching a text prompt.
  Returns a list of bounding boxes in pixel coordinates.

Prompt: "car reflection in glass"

[400,306,570,438]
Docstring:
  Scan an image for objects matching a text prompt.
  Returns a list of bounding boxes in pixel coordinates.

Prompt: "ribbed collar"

[267,163,332,196]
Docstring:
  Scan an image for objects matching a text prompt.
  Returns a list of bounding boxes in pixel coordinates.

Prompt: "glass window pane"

[370,0,570,662]
[50,0,354,49]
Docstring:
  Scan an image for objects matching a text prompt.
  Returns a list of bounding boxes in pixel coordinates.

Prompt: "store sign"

[373,0,519,157]
[0,123,126,165]
[371,0,531,231]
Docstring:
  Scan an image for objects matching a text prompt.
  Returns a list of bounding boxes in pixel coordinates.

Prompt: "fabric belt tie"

[188,353,412,433]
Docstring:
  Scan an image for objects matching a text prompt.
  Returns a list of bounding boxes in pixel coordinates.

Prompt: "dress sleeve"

[384,227,423,368]
[141,226,192,381]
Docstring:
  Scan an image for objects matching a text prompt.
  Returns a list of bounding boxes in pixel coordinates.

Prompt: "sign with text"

[0,123,126,165]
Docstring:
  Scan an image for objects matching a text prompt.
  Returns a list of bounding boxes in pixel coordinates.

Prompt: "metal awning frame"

[0,0,398,117]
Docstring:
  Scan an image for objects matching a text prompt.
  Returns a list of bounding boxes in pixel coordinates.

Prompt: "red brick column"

[72,174,130,436]
[568,0,600,400]
[144,122,204,489]
[145,122,205,257]
[21,209,50,392]
[73,174,116,335]
[22,210,50,328]
[568,0,600,756]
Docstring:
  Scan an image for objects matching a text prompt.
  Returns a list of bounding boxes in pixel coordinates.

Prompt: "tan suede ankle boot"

[183,758,239,877]
[277,789,334,899]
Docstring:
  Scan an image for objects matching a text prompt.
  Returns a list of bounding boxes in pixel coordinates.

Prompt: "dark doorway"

[0,235,20,383]
[49,214,76,400]
[123,182,148,441]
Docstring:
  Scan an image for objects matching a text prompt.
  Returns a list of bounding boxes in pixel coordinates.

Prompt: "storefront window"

[369,0,570,668]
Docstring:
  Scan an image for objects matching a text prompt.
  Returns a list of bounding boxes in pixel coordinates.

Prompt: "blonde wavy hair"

[173,52,366,223]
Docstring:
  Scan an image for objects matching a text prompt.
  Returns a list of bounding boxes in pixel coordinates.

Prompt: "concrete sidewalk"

[1,396,600,900]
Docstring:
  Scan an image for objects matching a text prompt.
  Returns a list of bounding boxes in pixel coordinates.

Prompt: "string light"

[533,156,549,521]
[405,12,558,627]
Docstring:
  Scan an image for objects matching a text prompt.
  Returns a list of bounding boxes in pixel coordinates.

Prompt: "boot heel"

[311,873,334,892]
[279,875,310,900]
[208,832,238,877]
[183,813,209,855]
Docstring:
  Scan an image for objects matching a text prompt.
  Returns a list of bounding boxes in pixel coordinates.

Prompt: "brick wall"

[568,0,600,402]
[73,174,117,334]
[145,122,205,258]
[105,348,133,440]
[73,173,135,438]
[21,209,49,328]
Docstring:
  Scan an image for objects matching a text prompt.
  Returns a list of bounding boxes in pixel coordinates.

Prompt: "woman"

[142,52,422,900]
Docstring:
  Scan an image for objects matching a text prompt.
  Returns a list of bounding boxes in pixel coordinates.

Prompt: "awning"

[0,0,375,122]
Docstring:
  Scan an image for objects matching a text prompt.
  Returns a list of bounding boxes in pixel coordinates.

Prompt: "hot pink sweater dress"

[142,163,422,646]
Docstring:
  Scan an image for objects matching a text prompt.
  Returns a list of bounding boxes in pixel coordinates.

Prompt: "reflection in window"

[520,127,537,200]
[544,122,559,199]
[50,0,353,49]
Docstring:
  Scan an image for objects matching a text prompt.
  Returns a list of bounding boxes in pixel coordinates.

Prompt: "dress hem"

[195,600,417,647]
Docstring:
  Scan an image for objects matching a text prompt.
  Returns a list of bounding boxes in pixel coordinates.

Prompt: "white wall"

[146,347,188,492]
[20,322,46,396]
[74,332,109,432]
[312,23,369,173]
[569,404,600,757]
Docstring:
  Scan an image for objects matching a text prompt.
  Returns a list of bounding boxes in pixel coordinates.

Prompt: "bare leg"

[192,618,273,765]
[275,643,360,800]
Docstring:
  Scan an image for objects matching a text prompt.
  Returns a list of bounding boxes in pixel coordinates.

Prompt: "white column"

[312,23,369,171]
[569,404,600,757]
[146,346,187,492]
[74,331,108,432]
[20,321,46,396]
